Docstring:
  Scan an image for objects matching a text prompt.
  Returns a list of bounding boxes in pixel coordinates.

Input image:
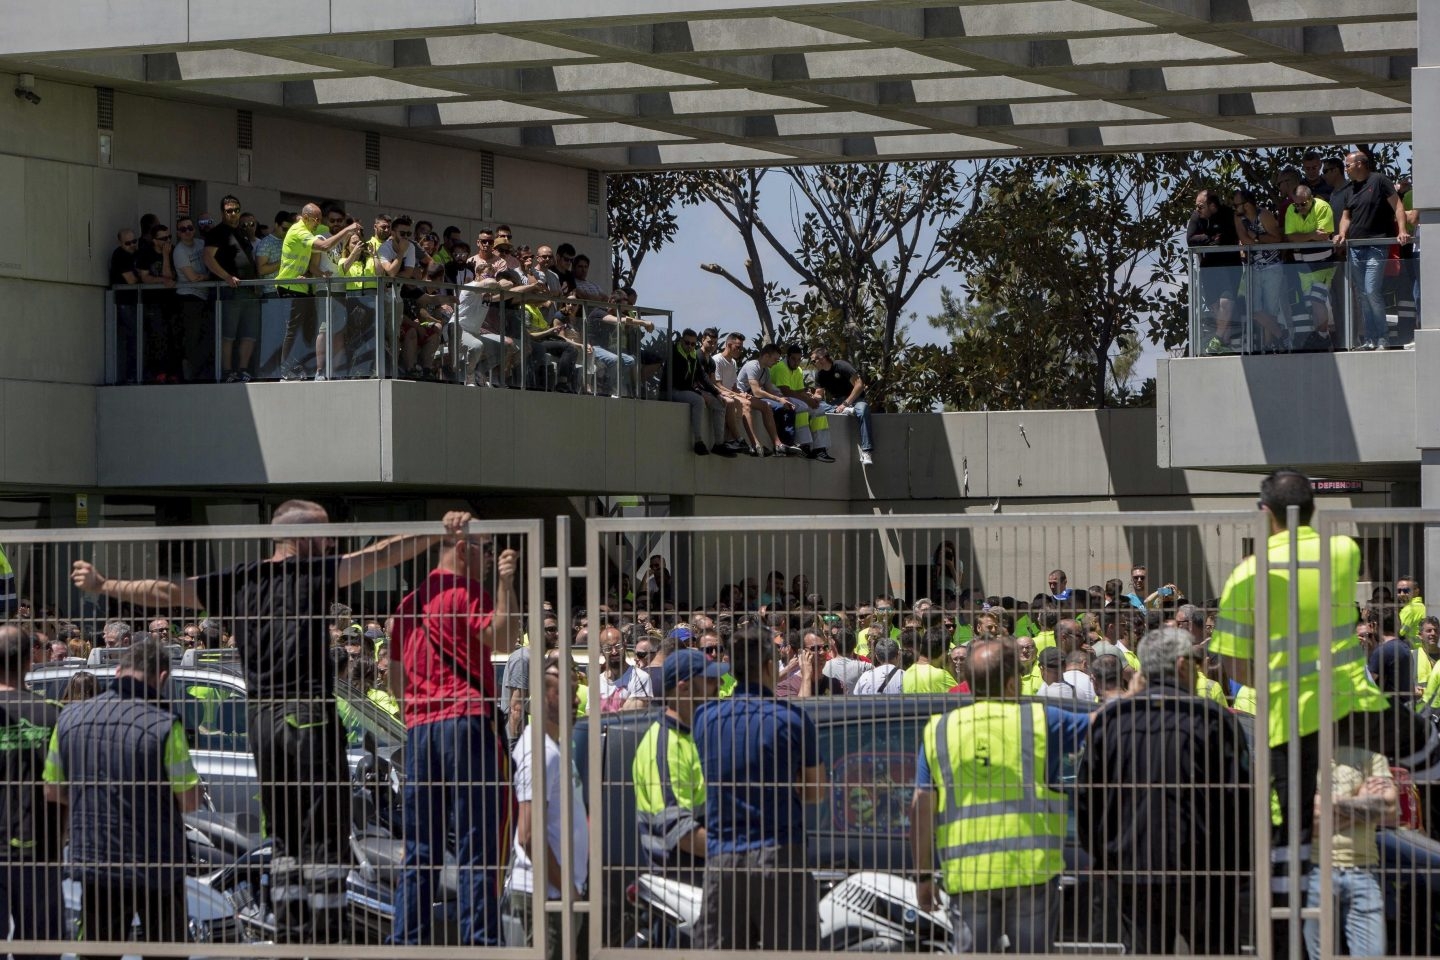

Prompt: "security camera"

[14,73,40,106]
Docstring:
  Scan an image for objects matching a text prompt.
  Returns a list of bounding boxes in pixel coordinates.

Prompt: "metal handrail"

[1186,236,1402,255]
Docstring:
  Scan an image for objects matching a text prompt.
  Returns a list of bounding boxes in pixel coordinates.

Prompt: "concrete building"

[0,1,1426,547]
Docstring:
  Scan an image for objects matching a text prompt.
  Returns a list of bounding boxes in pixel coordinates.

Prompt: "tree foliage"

[607,171,689,290]
[940,152,1197,408]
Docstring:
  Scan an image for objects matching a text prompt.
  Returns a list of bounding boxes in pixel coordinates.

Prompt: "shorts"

[219,287,261,341]
[1249,263,1284,316]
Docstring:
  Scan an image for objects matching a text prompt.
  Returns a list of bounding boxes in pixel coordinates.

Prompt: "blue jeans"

[0,859,63,960]
[591,346,635,395]
[834,399,873,451]
[392,714,511,946]
[1303,867,1385,959]
[1348,244,1389,342]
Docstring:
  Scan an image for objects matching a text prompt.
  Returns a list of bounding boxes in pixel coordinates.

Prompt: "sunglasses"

[805,644,827,653]
[223,208,241,215]
[177,225,195,232]
[700,645,719,655]
[122,240,138,246]
[396,231,412,238]
[634,650,654,662]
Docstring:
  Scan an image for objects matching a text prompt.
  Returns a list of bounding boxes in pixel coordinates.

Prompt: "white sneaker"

[1375,337,1390,350]
[313,373,327,382]
[859,450,874,466]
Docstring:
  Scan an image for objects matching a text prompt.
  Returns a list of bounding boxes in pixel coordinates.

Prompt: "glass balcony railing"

[1187,236,1420,356]
[103,276,675,396]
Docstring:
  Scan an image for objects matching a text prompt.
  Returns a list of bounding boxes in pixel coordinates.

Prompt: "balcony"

[1186,236,1420,355]
[1160,237,1431,480]
[106,276,674,393]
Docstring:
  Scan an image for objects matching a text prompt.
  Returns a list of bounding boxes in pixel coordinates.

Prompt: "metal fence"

[104,276,675,398]
[1,509,1438,959]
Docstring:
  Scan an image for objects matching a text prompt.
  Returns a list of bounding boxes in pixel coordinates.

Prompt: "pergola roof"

[2,0,1415,169]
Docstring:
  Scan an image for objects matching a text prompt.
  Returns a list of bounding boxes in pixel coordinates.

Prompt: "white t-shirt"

[509,730,589,898]
[377,238,418,271]
[823,656,869,693]
[1062,669,1098,702]
[597,666,654,711]
[712,353,739,390]
[850,664,904,695]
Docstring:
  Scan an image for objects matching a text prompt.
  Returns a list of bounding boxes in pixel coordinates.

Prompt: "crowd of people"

[108,199,877,464]
[1,474,1436,956]
[1188,147,1419,354]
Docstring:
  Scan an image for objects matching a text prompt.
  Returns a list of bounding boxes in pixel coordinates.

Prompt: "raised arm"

[482,547,523,652]
[71,560,204,610]
[334,511,472,587]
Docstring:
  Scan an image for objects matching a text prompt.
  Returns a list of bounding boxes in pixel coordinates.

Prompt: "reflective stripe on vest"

[924,701,1066,894]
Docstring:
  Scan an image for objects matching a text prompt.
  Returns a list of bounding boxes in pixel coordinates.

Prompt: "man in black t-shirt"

[810,346,875,464]
[133,222,182,383]
[1335,151,1411,350]
[0,624,64,953]
[109,230,141,383]
[1186,190,1243,351]
[204,196,262,382]
[71,502,476,944]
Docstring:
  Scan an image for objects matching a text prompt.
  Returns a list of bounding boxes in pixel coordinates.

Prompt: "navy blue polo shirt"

[692,683,820,855]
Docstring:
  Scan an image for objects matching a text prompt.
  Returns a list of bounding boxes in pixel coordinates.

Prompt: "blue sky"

[629,166,1173,389]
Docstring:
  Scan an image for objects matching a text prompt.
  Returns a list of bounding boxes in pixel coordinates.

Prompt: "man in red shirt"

[388,530,521,945]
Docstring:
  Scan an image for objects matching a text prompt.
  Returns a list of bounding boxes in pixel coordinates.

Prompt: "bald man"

[911,637,1090,952]
[72,500,470,943]
[275,203,361,379]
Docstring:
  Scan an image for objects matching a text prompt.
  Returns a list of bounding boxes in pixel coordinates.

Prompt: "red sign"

[175,184,190,217]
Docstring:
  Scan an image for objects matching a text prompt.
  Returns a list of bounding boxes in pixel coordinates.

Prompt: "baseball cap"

[660,648,729,691]
[666,626,693,643]
[1039,647,1064,669]
[342,624,364,642]
[364,628,385,641]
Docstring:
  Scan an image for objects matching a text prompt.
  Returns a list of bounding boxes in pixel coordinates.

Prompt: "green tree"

[606,171,691,289]
[945,152,1197,407]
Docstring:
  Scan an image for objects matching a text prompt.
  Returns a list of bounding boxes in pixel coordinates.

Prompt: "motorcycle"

[624,868,954,952]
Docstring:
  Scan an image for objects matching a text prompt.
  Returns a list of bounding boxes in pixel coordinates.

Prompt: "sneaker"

[1375,337,1390,350]
[745,445,762,457]
[782,444,805,457]
[812,449,836,463]
[280,367,305,381]
[1403,341,1416,351]
[1356,339,1376,351]
[223,371,241,384]
[693,441,710,456]
[724,440,748,453]
[238,372,252,383]
[759,446,773,458]
[314,373,327,382]
[711,443,738,458]
[859,450,874,466]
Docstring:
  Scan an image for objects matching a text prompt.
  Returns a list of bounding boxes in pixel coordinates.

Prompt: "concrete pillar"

[1417,3,1440,592]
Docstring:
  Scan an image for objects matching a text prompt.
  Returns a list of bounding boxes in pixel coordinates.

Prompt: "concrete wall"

[1156,348,1422,478]
[0,69,610,393]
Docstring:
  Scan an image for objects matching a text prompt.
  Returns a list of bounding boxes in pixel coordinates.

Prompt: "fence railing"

[104,276,674,398]
[2,509,1438,959]
[1187,236,1421,356]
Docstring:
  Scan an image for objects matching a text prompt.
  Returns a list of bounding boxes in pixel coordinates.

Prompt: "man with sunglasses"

[203,195,261,382]
[1284,184,1337,346]
[70,501,474,944]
